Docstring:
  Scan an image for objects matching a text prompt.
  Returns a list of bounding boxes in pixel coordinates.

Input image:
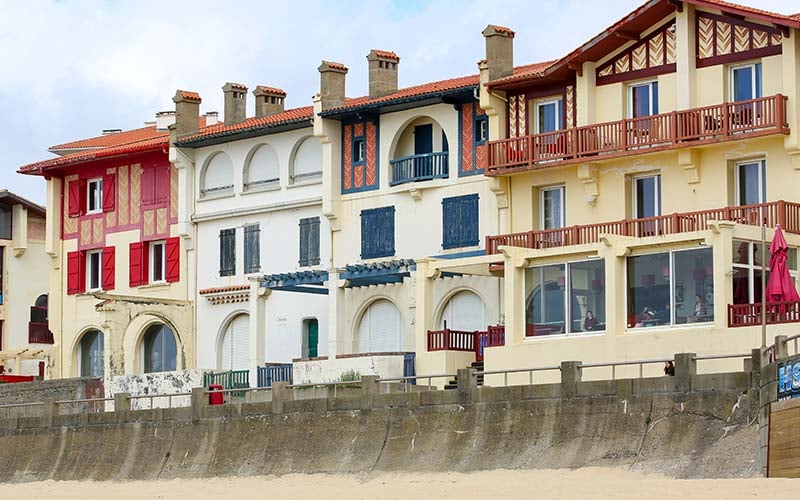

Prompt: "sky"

[1,0,796,205]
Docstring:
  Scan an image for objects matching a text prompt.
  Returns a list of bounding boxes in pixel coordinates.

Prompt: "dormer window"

[86,178,103,214]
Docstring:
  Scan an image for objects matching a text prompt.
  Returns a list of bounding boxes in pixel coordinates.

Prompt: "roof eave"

[176,118,312,148]
[318,86,477,120]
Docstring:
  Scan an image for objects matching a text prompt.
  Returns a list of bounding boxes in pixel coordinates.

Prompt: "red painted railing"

[486,200,800,254]
[728,301,800,328]
[427,326,506,361]
[28,322,54,344]
[487,94,789,173]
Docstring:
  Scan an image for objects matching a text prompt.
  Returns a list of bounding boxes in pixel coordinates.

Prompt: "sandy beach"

[0,468,796,500]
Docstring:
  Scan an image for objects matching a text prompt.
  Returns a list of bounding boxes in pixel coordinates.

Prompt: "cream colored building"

[414,0,800,381]
[0,190,50,376]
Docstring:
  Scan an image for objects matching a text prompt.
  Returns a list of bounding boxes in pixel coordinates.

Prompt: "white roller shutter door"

[358,300,402,353]
[221,315,250,370]
[440,291,488,331]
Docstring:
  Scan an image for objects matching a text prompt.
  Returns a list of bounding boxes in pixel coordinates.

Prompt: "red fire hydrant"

[208,384,224,405]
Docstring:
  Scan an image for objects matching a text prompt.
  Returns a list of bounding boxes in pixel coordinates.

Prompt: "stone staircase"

[444,361,484,390]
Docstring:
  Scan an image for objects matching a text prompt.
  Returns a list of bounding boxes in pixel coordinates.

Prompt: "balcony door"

[534,98,563,134]
[633,174,661,236]
[414,124,433,155]
[541,186,565,230]
[730,63,762,102]
[629,81,659,118]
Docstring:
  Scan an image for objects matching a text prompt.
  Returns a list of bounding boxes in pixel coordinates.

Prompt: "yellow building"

[414,0,800,380]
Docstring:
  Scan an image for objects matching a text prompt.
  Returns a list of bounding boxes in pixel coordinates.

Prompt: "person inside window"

[583,311,596,331]
[688,294,707,323]
[664,361,675,376]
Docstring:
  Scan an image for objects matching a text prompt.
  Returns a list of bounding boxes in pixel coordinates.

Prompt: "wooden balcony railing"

[487,200,800,254]
[728,301,800,328]
[427,326,506,361]
[487,94,789,173]
[389,152,449,186]
[28,322,54,344]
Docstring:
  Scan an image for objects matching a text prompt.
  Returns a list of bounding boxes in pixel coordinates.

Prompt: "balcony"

[427,326,505,361]
[28,322,54,344]
[389,152,448,186]
[487,95,789,174]
[486,200,800,255]
[728,301,800,328]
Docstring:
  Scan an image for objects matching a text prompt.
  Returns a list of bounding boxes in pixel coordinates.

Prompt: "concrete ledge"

[693,372,749,391]
[327,397,361,411]
[420,390,458,406]
[284,398,327,414]
[373,392,419,408]
[241,402,271,416]
[576,380,617,397]
[633,376,676,394]
[522,383,561,400]
[473,385,524,403]
[88,412,115,425]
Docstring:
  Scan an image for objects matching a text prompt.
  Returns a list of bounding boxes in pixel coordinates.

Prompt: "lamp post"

[761,204,767,348]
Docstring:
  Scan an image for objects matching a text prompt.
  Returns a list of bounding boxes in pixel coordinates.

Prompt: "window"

[442,194,479,249]
[735,159,766,206]
[87,178,103,214]
[525,259,605,336]
[245,144,280,190]
[732,239,797,305]
[0,247,4,304]
[627,247,714,328]
[361,207,395,259]
[0,204,11,240]
[244,224,260,274]
[629,81,659,118]
[150,241,166,283]
[219,228,236,276]
[86,249,102,291]
[353,138,365,164]
[633,174,661,220]
[142,323,177,373]
[79,330,104,377]
[730,62,762,102]
[292,136,323,182]
[541,186,565,230]
[304,318,319,358]
[202,152,234,196]
[474,116,488,144]
[534,98,563,134]
[299,217,321,267]
[142,165,170,206]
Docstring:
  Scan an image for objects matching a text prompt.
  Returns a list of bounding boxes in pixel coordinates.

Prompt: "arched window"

[357,299,403,353]
[245,144,279,190]
[439,291,489,331]
[220,314,249,370]
[291,137,322,182]
[201,152,234,196]
[29,294,53,344]
[142,323,177,373]
[79,330,104,377]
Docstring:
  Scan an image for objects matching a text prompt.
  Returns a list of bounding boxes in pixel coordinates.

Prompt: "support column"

[169,145,195,241]
[326,269,345,358]
[575,61,596,127]
[709,221,734,328]
[501,248,526,345]
[675,4,697,110]
[782,28,800,152]
[248,278,267,388]
[414,259,437,371]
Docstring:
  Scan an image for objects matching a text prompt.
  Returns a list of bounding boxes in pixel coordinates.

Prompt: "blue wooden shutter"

[309,217,320,265]
[244,224,260,273]
[361,207,394,259]
[219,228,236,276]
[299,218,310,266]
[442,194,479,249]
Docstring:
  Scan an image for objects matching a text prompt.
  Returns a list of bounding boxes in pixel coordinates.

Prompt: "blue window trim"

[474,115,488,145]
[352,136,366,166]
[442,193,479,250]
[342,119,380,194]
[458,102,487,178]
[360,206,395,259]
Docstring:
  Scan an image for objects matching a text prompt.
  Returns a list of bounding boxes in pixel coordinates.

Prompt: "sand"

[0,468,797,499]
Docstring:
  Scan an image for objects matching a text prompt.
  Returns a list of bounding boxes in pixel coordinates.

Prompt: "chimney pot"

[172,90,202,138]
[253,86,287,118]
[204,111,219,126]
[222,82,248,125]
[482,25,515,81]
[155,111,176,131]
[366,49,400,99]
[101,129,122,135]
[318,61,348,111]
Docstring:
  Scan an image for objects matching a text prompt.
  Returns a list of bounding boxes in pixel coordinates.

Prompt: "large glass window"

[732,239,798,305]
[80,330,104,377]
[525,259,605,336]
[627,248,714,328]
[143,323,177,373]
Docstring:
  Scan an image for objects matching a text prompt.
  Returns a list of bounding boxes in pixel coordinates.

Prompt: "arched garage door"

[357,300,403,353]
[220,314,249,370]
[440,290,489,331]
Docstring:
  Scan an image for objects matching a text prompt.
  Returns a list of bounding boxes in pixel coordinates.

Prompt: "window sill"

[625,321,714,333]
[200,189,235,201]
[523,331,607,342]
[289,175,322,188]
[243,183,281,195]
[138,282,171,291]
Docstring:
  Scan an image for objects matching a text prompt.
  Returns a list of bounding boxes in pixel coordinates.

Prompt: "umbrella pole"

[761,210,767,348]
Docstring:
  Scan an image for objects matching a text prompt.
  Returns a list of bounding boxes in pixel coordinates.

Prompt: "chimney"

[318,61,348,111]
[204,111,219,126]
[367,50,400,99]
[172,90,202,138]
[482,25,515,81]
[155,111,176,131]
[222,82,248,125]
[253,86,286,118]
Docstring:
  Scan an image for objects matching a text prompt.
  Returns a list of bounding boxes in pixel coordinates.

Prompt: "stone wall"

[0,377,102,406]
[107,370,204,410]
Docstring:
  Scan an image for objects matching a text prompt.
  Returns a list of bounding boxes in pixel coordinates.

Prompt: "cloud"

[1,0,796,203]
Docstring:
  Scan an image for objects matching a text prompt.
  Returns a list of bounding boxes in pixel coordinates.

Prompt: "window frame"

[474,115,488,144]
[86,178,103,214]
[632,174,661,219]
[533,97,564,134]
[732,239,798,304]
[627,80,659,118]
[540,185,566,230]
[86,249,103,291]
[734,159,766,206]
[149,240,167,284]
[353,137,366,165]
[0,204,11,240]
[729,62,762,103]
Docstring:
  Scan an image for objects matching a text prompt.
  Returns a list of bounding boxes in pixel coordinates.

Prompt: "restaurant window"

[525,259,605,337]
[627,247,714,328]
[629,81,659,118]
[732,239,798,305]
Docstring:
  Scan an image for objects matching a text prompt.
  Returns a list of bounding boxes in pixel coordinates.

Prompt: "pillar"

[675,4,697,110]
[782,28,800,152]
[326,269,345,358]
[502,248,526,345]
[575,61,596,127]
[248,278,267,388]
[674,352,697,394]
[560,361,582,399]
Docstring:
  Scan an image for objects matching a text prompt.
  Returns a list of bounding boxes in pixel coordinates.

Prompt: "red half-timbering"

[459,102,489,176]
[696,10,783,68]
[342,119,379,194]
[596,18,677,85]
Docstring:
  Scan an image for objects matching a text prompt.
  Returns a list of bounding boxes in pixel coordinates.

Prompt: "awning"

[341,259,416,288]
[261,270,329,295]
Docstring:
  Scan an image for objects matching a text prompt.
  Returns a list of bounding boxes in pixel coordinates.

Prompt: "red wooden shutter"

[79,179,87,215]
[129,242,143,287]
[156,165,171,204]
[102,173,116,212]
[102,246,115,290]
[141,167,155,206]
[165,237,180,283]
[68,181,81,217]
[67,251,81,294]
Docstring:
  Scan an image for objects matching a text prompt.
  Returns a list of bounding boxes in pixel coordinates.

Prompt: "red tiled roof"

[199,285,250,295]
[254,86,287,96]
[371,50,400,60]
[176,90,201,102]
[322,61,348,72]
[692,0,800,25]
[489,25,515,36]
[48,125,167,153]
[177,105,314,143]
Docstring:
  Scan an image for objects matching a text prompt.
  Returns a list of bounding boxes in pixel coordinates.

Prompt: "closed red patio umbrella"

[766,225,800,303]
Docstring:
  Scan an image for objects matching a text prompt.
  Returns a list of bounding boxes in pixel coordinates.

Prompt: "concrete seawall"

[0,368,759,483]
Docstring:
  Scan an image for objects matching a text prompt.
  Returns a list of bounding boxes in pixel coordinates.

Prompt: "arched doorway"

[439,290,490,331]
[357,299,403,353]
[79,329,104,377]
[142,323,177,373]
[220,314,249,370]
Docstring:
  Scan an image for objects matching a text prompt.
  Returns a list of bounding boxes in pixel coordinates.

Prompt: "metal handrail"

[579,358,672,381]
[0,401,44,409]
[378,373,455,392]
[475,366,561,387]
[692,353,750,361]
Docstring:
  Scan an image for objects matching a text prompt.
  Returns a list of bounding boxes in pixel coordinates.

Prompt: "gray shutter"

[244,224,260,273]
[309,217,320,265]
[219,228,236,276]
[298,218,309,266]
